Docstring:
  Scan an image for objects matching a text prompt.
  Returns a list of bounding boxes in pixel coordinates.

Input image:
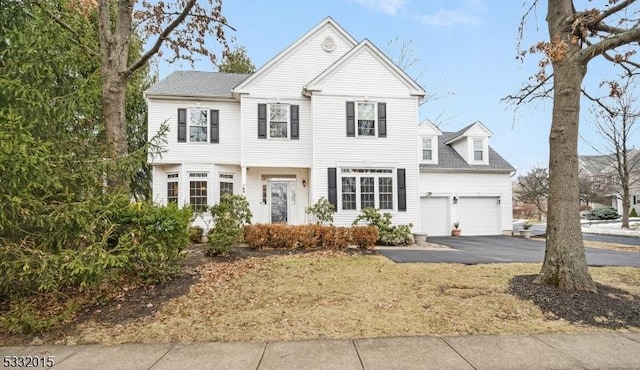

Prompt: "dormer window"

[473,139,484,161]
[422,137,433,160]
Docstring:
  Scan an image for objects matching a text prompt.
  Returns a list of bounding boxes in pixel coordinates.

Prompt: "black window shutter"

[290,105,299,139]
[177,108,187,142]
[346,101,355,137]
[328,168,337,209]
[397,168,406,212]
[378,102,387,137]
[257,104,267,139]
[210,109,219,143]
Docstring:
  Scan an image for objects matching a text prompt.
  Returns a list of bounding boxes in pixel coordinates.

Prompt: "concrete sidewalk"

[2,332,639,369]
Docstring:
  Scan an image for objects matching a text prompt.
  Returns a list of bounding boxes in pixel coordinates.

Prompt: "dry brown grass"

[66,253,640,344]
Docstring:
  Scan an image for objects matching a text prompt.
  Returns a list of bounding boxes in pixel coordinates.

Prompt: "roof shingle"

[145,71,250,97]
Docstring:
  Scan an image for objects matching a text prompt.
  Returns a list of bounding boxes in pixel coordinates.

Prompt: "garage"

[456,197,501,236]
[420,197,450,236]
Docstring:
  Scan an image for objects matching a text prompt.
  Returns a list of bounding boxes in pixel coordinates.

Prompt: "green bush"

[352,208,413,245]
[206,194,252,255]
[587,207,620,220]
[630,208,638,217]
[305,197,335,225]
[189,226,204,243]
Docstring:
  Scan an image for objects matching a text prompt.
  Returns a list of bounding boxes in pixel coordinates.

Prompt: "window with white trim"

[473,139,483,161]
[167,173,179,204]
[269,104,288,138]
[189,109,208,142]
[189,172,208,212]
[219,173,234,198]
[422,137,433,161]
[340,168,393,210]
[357,102,375,136]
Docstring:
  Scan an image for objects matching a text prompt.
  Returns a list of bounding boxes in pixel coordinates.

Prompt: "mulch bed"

[509,275,640,329]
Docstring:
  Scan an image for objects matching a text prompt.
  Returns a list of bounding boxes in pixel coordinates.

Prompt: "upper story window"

[473,139,484,161]
[346,102,387,138]
[189,109,208,142]
[422,137,433,161]
[258,103,299,140]
[269,104,289,138]
[177,108,219,143]
[357,102,375,136]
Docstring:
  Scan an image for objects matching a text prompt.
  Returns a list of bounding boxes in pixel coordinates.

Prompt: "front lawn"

[11,247,637,345]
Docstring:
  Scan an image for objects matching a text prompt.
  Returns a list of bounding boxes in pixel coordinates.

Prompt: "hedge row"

[243,224,378,250]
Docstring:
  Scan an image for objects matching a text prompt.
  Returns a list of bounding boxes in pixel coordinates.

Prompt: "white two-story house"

[145,17,515,236]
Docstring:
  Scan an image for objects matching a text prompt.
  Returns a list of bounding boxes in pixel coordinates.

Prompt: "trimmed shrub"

[352,208,413,245]
[630,208,638,217]
[351,226,378,250]
[244,224,362,251]
[206,194,252,255]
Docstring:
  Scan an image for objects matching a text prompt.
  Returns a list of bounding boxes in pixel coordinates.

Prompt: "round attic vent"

[321,36,336,52]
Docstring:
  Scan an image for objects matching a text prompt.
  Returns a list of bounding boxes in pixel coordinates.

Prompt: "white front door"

[270,181,290,223]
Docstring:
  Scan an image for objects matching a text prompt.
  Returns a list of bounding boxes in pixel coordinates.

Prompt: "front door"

[270,181,289,223]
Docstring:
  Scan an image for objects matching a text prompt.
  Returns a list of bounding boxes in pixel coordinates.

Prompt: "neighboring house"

[579,150,640,215]
[145,17,515,236]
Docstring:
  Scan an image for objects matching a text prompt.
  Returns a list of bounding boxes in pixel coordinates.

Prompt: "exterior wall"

[245,167,310,225]
[310,94,420,228]
[239,96,312,167]
[419,171,514,233]
[147,98,241,165]
[241,24,354,97]
[451,139,468,163]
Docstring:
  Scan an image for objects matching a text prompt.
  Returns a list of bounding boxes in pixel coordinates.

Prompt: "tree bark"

[535,0,597,291]
[98,0,132,191]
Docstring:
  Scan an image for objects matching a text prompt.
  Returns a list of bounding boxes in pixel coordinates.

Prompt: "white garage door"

[457,197,501,236]
[420,197,450,236]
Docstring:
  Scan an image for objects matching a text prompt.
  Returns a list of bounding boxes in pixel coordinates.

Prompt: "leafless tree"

[515,167,549,218]
[508,0,640,291]
[588,78,640,227]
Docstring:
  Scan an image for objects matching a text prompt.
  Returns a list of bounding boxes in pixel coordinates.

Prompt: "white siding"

[243,25,353,97]
[147,99,241,165]
[419,172,513,234]
[240,96,312,167]
[311,47,417,98]
[311,94,420,228]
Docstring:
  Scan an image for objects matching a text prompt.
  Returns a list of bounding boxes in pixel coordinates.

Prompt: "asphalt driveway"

[377,236,640,267]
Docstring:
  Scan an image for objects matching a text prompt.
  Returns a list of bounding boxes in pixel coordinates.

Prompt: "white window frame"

[189,172,209,212]
[268,103,289,139]
[472,138,485,162]
[356,102,376,137]
[421,136,437,163]
[219,173,234,199]
[167,173,179,205]
[188,108,208,143]
[339,168,394,211]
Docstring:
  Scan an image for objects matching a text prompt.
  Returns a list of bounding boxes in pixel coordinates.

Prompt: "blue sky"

[155,0,639,175]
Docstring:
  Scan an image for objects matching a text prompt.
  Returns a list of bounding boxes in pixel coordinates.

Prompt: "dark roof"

[443,123,475,144]
[145,71,250,97]
[579,150,640,175]
[420,132,515,172]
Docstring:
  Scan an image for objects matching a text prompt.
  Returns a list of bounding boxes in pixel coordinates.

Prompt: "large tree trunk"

[621,186,630,228]
[535,0,596,291]
[98,0,132,192]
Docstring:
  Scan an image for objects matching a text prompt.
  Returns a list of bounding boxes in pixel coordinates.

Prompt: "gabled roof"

[233,17,358,94]
[579,149,640,175]
[421,131,515,173]
[144,71,249,98]
[305,39,426,97]
[444,121,492,145]
[418,119,443,135]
